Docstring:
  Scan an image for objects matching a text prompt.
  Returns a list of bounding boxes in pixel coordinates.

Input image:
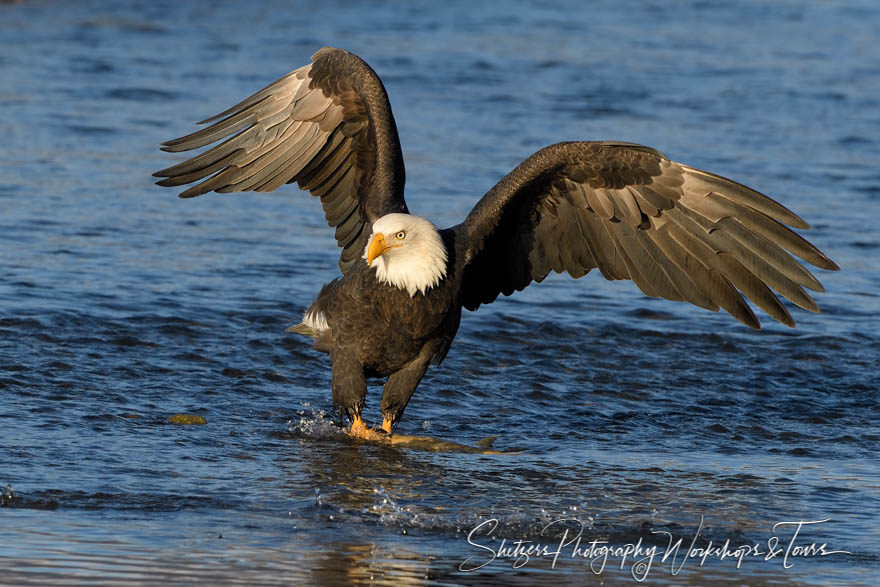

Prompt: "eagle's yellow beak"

[367,232,402,266]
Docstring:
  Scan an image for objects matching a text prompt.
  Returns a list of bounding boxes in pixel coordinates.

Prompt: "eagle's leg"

[379,349,433,435]
[330,348,370,438]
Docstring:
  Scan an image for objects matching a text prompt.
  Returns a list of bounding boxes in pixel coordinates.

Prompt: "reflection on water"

[2,0,879,583]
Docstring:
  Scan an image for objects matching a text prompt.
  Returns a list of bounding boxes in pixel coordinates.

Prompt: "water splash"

[287,404,344,439]
[356,485,605,540]
[0,484,13,507]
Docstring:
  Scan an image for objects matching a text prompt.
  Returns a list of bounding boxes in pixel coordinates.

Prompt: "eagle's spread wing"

[457,141,838,328]
[153,47,407,273]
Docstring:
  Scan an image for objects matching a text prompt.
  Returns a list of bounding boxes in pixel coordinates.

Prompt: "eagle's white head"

[364,213,448,296]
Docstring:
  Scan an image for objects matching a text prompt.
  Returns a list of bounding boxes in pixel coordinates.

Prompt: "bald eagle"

[154,47,838,440]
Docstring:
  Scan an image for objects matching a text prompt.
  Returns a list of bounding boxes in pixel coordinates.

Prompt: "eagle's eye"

[395,230,406,240]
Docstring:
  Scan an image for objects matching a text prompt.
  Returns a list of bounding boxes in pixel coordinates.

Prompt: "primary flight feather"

[154,47,838,439]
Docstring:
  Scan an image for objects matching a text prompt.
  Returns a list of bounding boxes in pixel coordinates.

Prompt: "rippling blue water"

[2,0,878,584]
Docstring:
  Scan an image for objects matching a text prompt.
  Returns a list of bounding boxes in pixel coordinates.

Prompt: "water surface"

[1,0,878,584]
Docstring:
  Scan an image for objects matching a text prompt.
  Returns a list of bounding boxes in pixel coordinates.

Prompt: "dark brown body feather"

[312,231,461,375]
[154,48,838,429]
[303,230,460,422]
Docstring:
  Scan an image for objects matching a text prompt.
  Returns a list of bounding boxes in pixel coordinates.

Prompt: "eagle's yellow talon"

[348,415,391,442]
[381,417,393,435]
[349,414,368,438]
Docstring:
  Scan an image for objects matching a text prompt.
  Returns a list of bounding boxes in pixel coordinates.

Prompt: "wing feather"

[662,221,760,327]
[156,150,244,189]
[629,229,688,301]
[616,187,646,228]
[299,139,353,192]
[313,163,355,201]
[665,204,795,325]
[586,188,615,219]
[339,226,369,266]
[261,129,331,192]
[718,217,823,291]
[154,47,408,273]
[578,209,628,280]
[218,124,321,192]
[643,227,717,310]
[456,141,837,328]
[602,221,662,298]
[555,199,589,278]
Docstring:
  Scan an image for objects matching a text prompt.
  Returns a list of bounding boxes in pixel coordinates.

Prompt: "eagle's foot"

[348,415,391,442]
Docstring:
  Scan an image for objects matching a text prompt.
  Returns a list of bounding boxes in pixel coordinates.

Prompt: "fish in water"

[154,47,838,441]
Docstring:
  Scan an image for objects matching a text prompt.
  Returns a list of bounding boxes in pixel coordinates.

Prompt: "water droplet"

[0,484,13,506]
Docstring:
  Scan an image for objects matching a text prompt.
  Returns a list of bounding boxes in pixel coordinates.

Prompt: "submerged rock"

[168,414,207,425]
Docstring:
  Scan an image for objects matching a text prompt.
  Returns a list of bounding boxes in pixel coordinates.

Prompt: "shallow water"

[1,0,879,584]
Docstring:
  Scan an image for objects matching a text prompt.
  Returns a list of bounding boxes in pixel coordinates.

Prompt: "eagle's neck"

[371,228,448,297]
